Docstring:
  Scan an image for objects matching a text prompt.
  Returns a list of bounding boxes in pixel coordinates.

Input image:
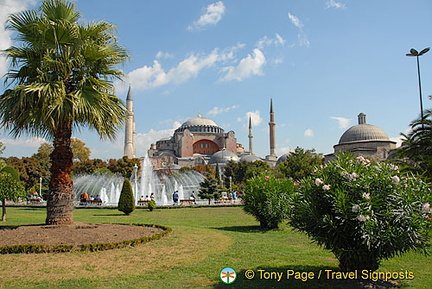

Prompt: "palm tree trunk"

[46,122,74,225]
[2,198,6,221]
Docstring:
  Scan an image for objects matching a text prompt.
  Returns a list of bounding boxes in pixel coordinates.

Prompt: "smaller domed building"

[325,113,396,162]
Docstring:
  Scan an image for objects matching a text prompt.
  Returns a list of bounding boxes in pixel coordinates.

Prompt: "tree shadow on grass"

[213,265,401,289]
[211,225,277,234]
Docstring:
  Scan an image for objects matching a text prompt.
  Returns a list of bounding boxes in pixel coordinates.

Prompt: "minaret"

[266,98,277,165]
[124,86,136,158]
[248,114,254,155]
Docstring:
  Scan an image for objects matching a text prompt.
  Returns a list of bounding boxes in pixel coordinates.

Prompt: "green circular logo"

[220,267,237,284]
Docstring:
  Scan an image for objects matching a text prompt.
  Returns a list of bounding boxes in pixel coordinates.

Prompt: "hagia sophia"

[123,87,396,169]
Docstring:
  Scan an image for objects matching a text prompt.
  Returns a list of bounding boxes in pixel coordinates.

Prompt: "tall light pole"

[406,47,430,128]
[39,177,42,197]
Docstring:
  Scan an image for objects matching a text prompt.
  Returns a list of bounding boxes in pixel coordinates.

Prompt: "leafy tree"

[107,156,141,178]
[243,174,294,229]
[223,160,271,190]
[0,0,128,224]
[0,165,26,221]
[198,173,222,205]
[118,178,135,215]
[71,138,91,162]
[276,147,323,182]
[73,158,108,175]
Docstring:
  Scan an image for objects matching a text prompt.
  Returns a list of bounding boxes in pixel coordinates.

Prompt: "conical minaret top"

[124,85,136,158]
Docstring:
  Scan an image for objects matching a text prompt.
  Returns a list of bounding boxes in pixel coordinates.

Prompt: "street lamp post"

[406,47,430,128]
[39,177,42,197]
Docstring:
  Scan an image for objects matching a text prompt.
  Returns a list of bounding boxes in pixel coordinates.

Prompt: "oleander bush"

[118,178,135,215]
[289,153,432,271]
[243,174,295,229]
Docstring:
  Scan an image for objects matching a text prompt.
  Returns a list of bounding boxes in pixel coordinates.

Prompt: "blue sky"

[1,0,431,160]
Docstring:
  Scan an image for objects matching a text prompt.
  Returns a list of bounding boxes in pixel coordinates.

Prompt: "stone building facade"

[325,113,396,162]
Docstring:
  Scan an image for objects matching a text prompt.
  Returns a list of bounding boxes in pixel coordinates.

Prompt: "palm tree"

[395,107,432,179]
[0,0,128,224]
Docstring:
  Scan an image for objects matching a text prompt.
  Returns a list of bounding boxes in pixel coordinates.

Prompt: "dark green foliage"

[290,153,432,271]
[107,156,141,178]
[0,165,26,221]
[148,200,156,211]
[243,174,295,229]
[118,178,135,215]
[223,160,271,190]
[199,173,222,205]
[276,147,323,182]
[394,106,432,180]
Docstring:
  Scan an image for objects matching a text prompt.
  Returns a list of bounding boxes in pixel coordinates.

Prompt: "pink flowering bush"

[289,153,431,271]
[243,174,295,229]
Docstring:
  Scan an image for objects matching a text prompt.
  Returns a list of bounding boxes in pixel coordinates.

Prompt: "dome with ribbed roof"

[338,113,389,144]
[175,114,224,134]
[240,154,262,162]
[209,149,239,164]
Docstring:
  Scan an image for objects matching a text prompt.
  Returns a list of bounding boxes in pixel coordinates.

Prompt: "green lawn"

[0,206,430,289]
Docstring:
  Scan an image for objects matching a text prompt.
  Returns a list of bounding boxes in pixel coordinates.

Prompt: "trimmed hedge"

[0,223,172,254]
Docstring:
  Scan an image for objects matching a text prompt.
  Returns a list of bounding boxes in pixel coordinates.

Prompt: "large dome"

[181,115,218,127]
[175,114,223,134]
[338,113,389,144]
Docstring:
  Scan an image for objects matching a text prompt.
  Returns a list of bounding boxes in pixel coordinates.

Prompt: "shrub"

[148,200,156,211]
[289,153,432,271]
[118,178,135,215]
[243,174,295,229]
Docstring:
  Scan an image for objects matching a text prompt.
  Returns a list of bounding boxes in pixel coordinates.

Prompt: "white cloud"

[325,0,346,9]
[207,105,239,116]
[156,51,174,59]
[389,136,403,148]
[0,0,36,77]
[330,116,351,129]
[188,1,225,31]
[287,12,310,48]
[221,48,266,82]
[135,121,181,157]
[304,129,314,137]
[116,46,242,94]
[238,111,263,128]
[256,33,286,49]
[278,146,292,156]
[0,136,47,157]
[288,13,303,29]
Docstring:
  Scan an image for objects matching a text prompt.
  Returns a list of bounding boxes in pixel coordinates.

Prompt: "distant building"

[123,89,278,169]
[325,113,396,162]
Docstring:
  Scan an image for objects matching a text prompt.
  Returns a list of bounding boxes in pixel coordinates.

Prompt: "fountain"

[73,153,204,206]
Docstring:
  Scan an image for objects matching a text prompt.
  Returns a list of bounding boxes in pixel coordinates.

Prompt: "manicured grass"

[0,206,430,288]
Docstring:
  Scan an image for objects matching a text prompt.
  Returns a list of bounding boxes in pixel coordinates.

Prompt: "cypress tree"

[118,178,135,215]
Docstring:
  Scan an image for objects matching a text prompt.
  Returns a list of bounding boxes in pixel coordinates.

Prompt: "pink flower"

[322,185,331,191]
[392,176,400,184]
[358,215,366,222]
[315,178,324,186]
[422,203,430,213]
[352,204,360,213]
[349,172,358,181]
[265,175,270,180]
[362,192,370,200]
